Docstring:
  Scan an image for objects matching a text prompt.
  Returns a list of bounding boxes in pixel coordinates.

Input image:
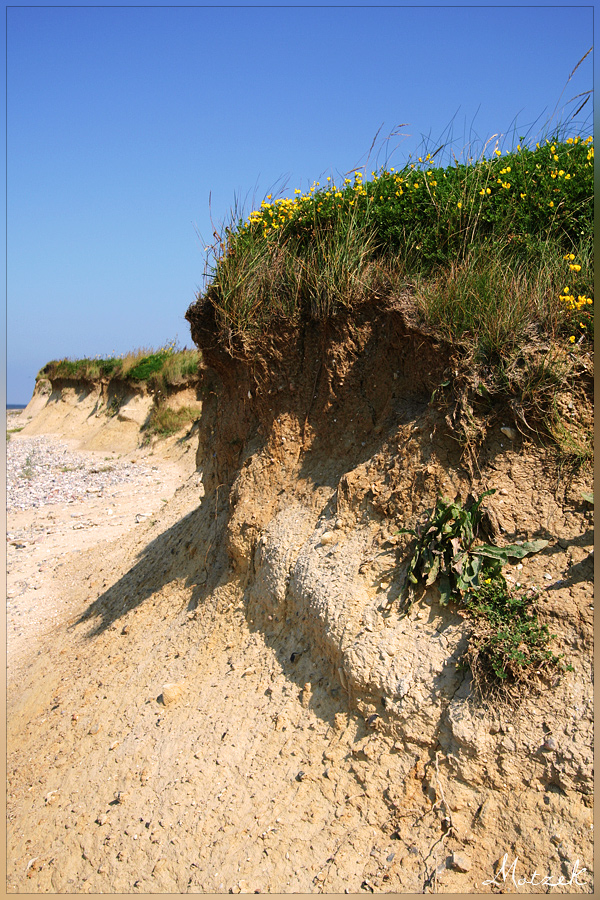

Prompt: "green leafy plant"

[464,570,568,691]
[395,490,566,694]
[20,455,34,480]
[397,490,547,607]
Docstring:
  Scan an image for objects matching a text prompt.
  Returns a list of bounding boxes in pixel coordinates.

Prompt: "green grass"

[144,404,200,438]
[196,134,593,353]
[38,343,201,393]
[190,127,593,459]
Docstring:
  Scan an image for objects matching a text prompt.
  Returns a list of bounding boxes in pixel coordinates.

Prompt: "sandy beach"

[6,410,197,684]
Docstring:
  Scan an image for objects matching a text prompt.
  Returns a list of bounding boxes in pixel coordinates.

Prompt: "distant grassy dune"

[38,342,202,396]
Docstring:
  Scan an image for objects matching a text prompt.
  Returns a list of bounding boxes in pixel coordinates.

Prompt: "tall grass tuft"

[196,132,593,359]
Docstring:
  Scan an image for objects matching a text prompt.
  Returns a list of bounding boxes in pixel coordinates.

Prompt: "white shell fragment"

[500,426,517,441]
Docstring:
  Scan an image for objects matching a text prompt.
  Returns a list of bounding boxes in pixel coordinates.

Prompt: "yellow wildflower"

[569,264,582,272]
[569,336,576,343]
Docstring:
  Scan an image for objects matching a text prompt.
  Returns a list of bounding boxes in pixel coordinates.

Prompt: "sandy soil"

[6,360,594,894]
[7,418,424,893]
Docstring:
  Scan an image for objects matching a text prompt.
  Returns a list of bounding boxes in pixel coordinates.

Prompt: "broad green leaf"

[473,540,548,561]
[438,574,451,606]
[425,555,440,586]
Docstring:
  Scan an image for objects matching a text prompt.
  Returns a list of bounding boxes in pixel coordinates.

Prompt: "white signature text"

[483,853,587,889]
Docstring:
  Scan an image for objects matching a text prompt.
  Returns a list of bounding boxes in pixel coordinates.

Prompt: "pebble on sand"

[161,682,184,705]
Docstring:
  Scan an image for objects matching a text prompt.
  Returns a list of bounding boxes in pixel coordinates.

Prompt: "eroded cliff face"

[185,299,593,852]
[7,303,593,891]
[18,373,203,452]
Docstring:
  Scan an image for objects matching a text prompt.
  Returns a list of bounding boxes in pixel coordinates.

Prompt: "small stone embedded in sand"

[320,531,336,546]
[450,852,471,872]
[161,682,184,705]
[500,426,517,441]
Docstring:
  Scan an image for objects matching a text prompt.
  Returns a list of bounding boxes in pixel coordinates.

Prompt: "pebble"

[450,852,471,872]
[7,434,155,511]
[161,683,184,705]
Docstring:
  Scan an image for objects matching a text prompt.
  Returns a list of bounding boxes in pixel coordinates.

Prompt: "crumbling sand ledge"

[7,333,594,892]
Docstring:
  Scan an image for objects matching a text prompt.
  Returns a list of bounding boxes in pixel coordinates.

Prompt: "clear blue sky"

[5,4,594,404]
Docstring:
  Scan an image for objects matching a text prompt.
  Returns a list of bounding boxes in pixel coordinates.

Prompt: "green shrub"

[464,571,568,692]
[127,351,171,382]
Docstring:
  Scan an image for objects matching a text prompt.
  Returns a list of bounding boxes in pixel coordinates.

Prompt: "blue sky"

[5,4,594,403]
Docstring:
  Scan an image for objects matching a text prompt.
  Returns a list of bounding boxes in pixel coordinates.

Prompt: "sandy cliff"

[6,309,594,892]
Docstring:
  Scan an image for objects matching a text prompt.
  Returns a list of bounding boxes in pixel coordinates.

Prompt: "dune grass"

[144,404,201,438]
[39,342,202,393]
[199,134,593,357]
